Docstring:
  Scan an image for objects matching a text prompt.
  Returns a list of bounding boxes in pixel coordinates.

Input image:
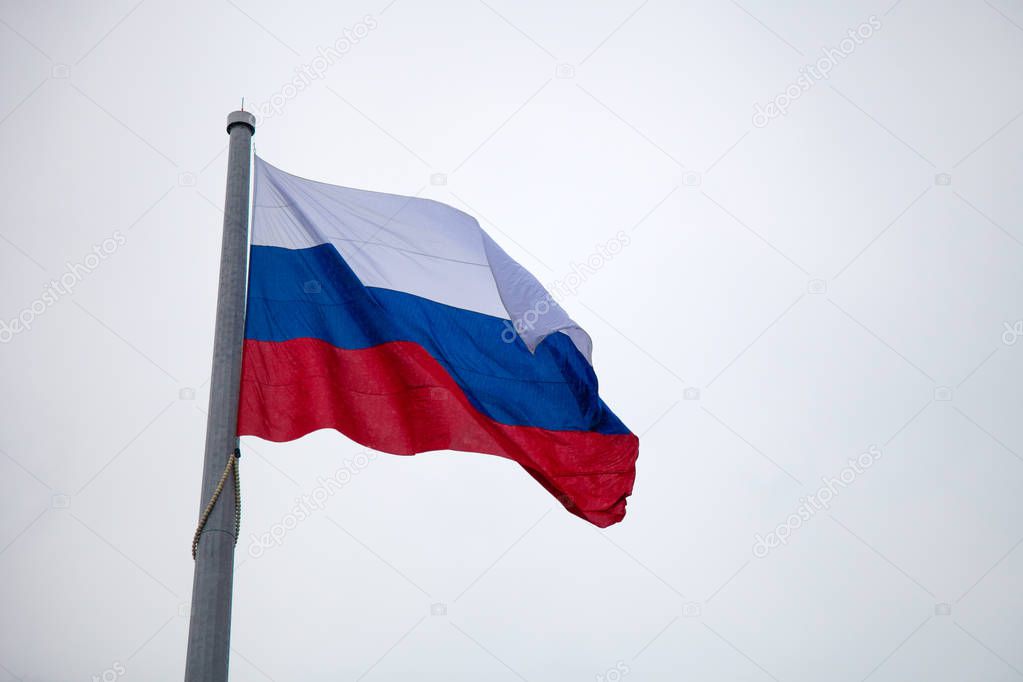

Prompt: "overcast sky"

[2,1,1023,680]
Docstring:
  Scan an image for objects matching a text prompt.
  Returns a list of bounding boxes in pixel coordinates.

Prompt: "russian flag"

[238,157,638,526]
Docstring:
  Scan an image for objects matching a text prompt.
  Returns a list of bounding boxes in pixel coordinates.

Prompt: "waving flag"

[237,156,638,526]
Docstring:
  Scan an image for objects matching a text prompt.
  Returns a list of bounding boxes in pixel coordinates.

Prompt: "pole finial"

[226,110,256,135]
[240,97,245,111]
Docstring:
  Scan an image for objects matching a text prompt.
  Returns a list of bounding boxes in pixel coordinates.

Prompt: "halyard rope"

[191,448,241,560]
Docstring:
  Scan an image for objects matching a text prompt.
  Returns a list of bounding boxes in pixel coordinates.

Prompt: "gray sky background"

[1,1,1022,680]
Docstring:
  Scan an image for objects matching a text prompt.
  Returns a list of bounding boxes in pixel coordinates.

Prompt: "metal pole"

[184,109,255,682]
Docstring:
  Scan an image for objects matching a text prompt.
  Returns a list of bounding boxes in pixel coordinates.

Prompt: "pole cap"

[226,110,256,135]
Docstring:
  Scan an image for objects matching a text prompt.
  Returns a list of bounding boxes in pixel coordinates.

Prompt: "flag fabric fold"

[237,156,638,526]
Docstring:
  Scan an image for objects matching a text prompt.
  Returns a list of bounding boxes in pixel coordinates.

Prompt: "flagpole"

[184,109,255,682]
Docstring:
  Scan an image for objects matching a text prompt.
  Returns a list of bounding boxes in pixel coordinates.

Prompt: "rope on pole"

[192,448,241,560]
